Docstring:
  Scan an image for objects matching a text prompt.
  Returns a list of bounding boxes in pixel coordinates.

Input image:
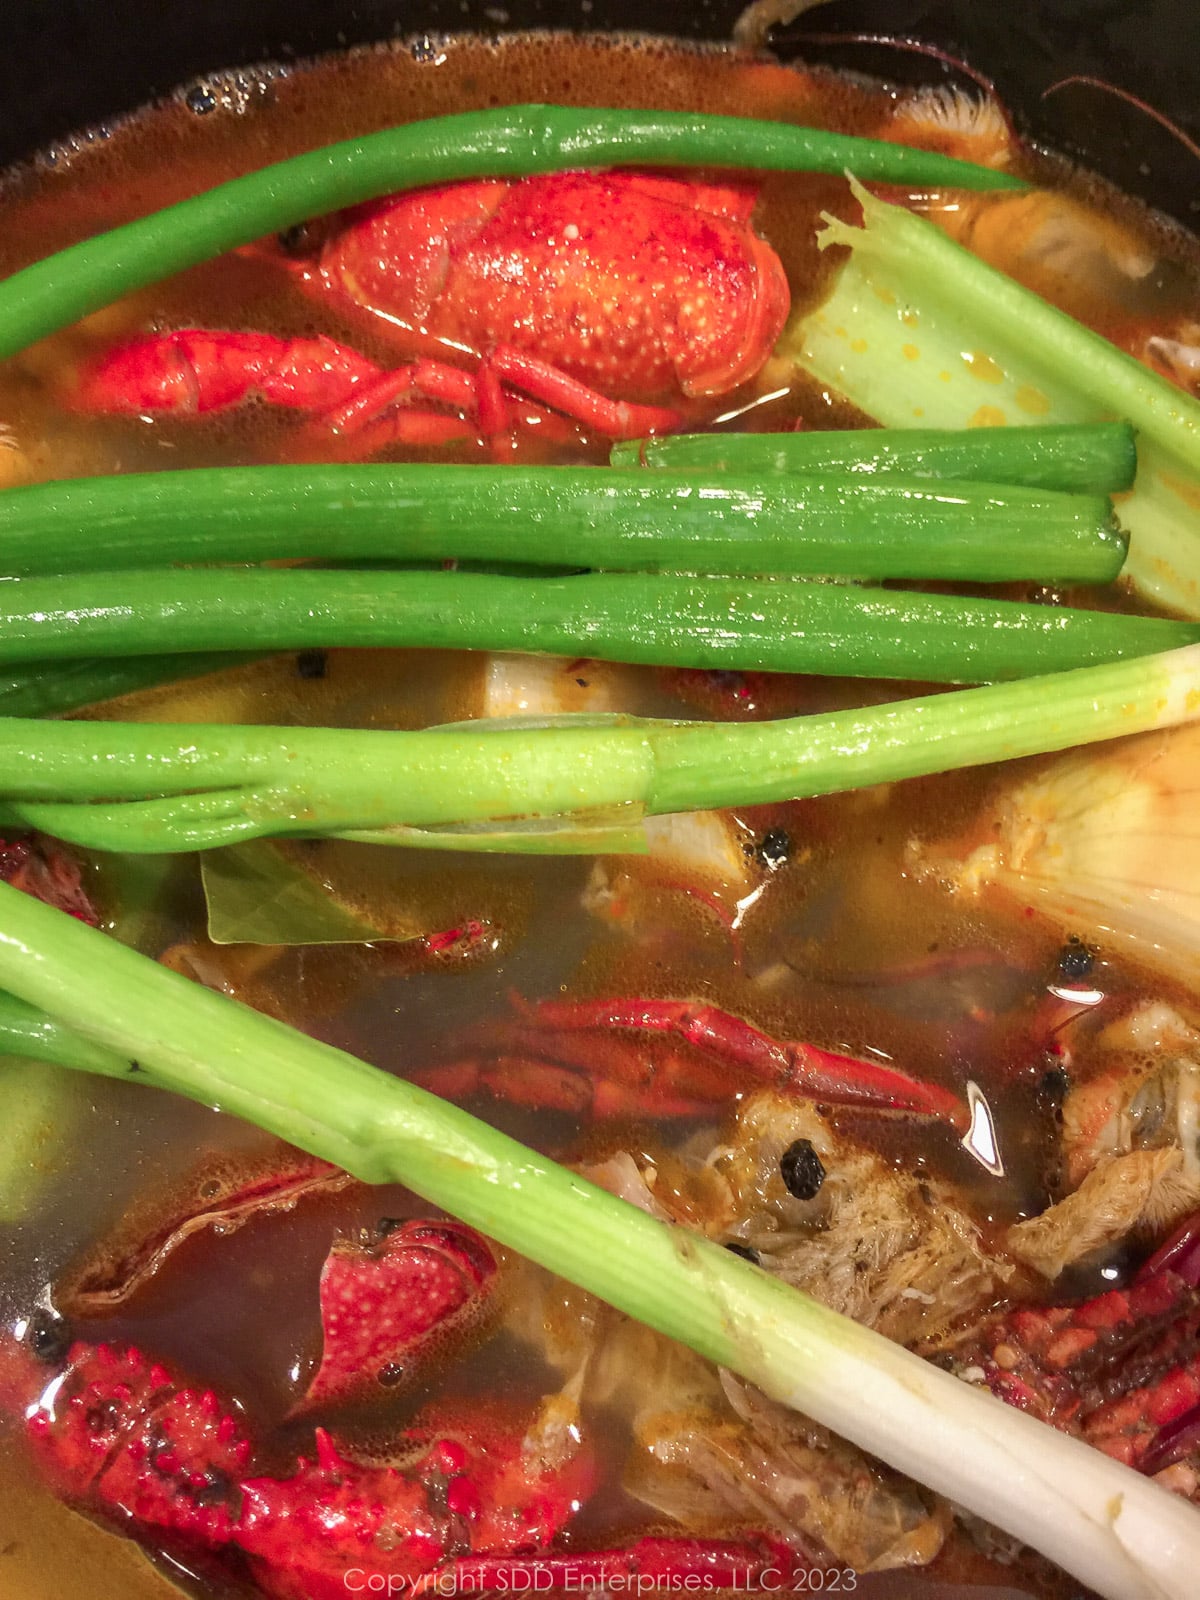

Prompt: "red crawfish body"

[5,1210,797,1597]
[313,172,791,405]
[954,1209,1200,1491]
[69,170,791,448]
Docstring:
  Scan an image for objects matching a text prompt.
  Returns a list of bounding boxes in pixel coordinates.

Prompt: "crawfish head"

[239,1400,595,1600]
[303,170,792,404]
[15,1339,249,1546]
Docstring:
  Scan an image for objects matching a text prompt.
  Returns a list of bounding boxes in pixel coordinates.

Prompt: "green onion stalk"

[611,419,1139,493]
[782,180,1200,615]
[0,645,1197,853]
[0,890,1192,1599]
[0,107,1021,363]
[0,465,1124,584]
[0,568,1190,683]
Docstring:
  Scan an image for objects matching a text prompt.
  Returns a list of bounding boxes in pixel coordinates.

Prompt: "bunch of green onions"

[0,421,1152,708]
[0,103,1165,711]
[0,104,1181,717]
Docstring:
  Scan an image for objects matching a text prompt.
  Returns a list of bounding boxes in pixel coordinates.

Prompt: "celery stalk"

[784,181,1200,615]
[0,883,1194,1598]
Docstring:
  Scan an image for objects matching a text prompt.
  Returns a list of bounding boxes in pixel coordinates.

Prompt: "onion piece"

[922,725,1200,989]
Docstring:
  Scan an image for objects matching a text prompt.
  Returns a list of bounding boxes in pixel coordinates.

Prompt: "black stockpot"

[1,1,1196,223]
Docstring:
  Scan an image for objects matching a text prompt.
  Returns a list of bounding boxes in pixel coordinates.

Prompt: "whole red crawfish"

[69,170,791,451]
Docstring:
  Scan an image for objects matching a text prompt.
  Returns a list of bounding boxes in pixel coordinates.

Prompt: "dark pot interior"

[3,1,1197,226]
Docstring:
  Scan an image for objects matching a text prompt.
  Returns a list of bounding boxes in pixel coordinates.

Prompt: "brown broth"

[0,28,1196,1600]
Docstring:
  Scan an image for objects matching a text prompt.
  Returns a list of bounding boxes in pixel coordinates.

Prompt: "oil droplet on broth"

[962,350,1005,384]
[1015,383,1052,415]
[969,405,1009,427]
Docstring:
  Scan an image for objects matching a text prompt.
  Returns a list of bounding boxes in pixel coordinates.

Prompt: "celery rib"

[784,183,1200,615]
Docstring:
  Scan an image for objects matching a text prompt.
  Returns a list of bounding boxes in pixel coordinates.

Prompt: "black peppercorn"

[185,85,218,116]
[27,1306,71,1364]
[757,828,791,870]
[724,1241,760,1265]
[295,648,328,680]
[780,1138,826,1200]
[1039,1063,1070,1100]
[1057,938,1094,981]
[276,221,328,259]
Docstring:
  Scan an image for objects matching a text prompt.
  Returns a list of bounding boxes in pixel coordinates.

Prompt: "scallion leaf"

[0,567,1188,683]
[611,421,1138,494]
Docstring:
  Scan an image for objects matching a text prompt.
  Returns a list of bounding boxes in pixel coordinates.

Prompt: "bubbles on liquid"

[411,35,450,66]
[179,65,291,118]
[35,124,113,171]
[185,85,218,116]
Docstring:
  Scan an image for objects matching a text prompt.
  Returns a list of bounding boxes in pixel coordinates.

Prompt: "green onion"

[0,108,1021,363]
[0,568,1187,682]
[610,420,1138,494]
[782,180,1200,615]
[0,990,131,1078]
[0,652,262,718]
[0,465,1123,583]
[0,883,1191,1600]
[0,645,1195,852]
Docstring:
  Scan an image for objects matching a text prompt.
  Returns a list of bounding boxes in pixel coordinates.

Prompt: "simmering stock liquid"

[0,31,1197,1600]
